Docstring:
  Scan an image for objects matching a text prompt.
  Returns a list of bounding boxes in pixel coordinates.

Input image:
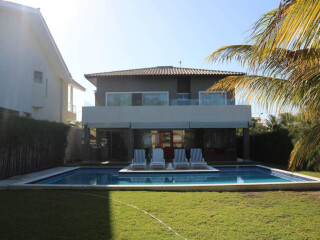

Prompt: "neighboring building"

[83,66,252,162]
[0,1,85,122]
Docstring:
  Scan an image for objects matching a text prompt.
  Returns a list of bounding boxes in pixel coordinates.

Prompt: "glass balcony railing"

[170,99,200,105]
[104,91,237,106]
[105,99,234,106]
[171,98,232,106]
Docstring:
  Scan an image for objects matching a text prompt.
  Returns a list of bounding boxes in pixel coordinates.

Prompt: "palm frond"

[207,0,320,170]
[207,75,304,113]
[206,45,320,77]
[250,0,320,51]
[289,124,320,170]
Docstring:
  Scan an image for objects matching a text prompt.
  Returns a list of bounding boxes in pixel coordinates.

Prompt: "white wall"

[0,8,68,122]
[83,105,252,128]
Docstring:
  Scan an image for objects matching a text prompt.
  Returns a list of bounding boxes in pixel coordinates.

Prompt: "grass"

[296,171,320,178]
[0,190,320,239]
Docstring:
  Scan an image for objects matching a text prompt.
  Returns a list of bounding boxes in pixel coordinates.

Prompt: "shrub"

[237,129,293,166]
[0,114,69,179]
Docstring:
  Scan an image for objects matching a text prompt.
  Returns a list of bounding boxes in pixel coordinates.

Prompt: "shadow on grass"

[0,190,112,240]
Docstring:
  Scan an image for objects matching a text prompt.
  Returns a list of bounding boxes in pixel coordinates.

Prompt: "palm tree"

[206,0,320,170]
[278,113,295,128]
[265,115,280,132]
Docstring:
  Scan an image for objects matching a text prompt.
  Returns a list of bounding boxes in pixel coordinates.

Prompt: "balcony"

[82,104,252,129]
[68,103,76,113]
[67,103,77,121]
[105,92,232,107]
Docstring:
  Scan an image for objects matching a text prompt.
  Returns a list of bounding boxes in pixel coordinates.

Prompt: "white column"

[70,86,74,107]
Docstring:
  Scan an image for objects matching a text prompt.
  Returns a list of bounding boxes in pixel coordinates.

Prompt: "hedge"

[237,129,293,166]
[0,114,69,179]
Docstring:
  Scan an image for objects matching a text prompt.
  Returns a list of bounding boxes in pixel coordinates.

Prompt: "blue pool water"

[29,166,313,185]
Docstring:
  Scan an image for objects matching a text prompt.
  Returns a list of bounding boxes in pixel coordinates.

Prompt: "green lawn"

[0,190,319,240]
[296,171,320,178]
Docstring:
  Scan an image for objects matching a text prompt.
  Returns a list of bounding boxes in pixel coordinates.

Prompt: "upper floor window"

[106,92,168,106]
[107,93,132,106]
[199,91,227,105]
[34,71,43,83]
[142,92,168,106]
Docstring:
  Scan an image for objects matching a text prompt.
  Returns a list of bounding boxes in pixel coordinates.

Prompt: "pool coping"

[2,165,320,191]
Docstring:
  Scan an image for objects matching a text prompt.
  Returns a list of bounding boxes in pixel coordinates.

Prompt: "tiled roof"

[84,66,244,78]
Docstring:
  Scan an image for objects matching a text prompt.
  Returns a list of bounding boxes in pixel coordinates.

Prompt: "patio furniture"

[190,148,207,169]
[131,149,147,169]
[150,148,166,169]
[173,149,189,169]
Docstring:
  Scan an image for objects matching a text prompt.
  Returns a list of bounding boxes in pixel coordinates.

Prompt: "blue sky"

[12,0,280,120]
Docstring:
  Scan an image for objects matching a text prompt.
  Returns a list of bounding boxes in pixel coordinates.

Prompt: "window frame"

[106,92,132,107]
[45,78,48,97]
[105,91,169,106]
[33,71,43,84]
[177,93,190,100]
[198,91,227,106]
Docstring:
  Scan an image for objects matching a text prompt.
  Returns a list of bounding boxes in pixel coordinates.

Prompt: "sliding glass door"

[199,91,227,105]
[106,92,169,106]
[99,130,129,161]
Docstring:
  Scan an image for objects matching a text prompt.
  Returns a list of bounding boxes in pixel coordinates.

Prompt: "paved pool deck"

[0,167,79,188]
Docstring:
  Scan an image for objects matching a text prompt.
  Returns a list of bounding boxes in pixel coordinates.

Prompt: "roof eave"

[84,73,245,78]
[70,79,86,92]
[0,1,76,86]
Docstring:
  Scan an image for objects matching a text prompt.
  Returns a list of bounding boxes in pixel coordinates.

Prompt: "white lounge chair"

[173,149,189,169]
[131,149,147,170]
[150,148,166,169]
[190,148,207,169]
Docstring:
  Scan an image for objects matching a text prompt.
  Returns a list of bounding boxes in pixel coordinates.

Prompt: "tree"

[265,115,280,132]
[236,117,268,136]
[68,120,83,128]
[206,0,320,170]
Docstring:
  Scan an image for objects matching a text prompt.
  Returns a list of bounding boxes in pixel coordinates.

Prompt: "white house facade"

[0,1,85,122]
[82,66,252,162]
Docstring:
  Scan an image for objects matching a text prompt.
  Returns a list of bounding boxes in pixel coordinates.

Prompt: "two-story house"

[82,66,252,162]
[0,1,85,122]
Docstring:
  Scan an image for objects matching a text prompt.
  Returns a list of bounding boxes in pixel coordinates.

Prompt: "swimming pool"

[29,166,314,186]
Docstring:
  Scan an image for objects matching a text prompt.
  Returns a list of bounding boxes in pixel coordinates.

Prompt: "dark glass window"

[34,71,43,83]
[177,77,190,93]
[132,93,142,106]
